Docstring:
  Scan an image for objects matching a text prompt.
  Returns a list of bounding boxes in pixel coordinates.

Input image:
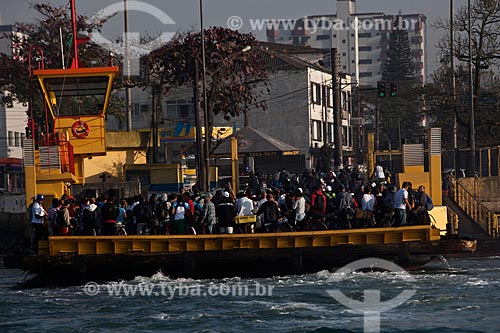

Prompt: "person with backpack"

[56,200,72,236]
[334,184,355,229]
[134,196,152,235]
[308,185,327,219]
[413,185,432,225]
[47,198,61,236]
[101,197,120,235]
[82,197,101,236]
[171,196,191,235]
[256,193,280,232]
[216,191,235,234]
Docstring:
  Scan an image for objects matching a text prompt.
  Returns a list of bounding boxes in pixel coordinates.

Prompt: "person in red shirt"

[309,185,327,219]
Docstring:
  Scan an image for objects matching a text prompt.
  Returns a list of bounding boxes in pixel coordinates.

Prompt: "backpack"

[137,203,152,222]
[184,205,195,223]
[313,194,325,211]
[84,208,99,229]
[56,209,66,228]
[425,195,434,211]
[175,202,193,223]
[107,203,120,220]
[327,196,336,212]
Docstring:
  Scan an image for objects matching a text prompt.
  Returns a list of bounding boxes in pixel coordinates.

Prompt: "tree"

[434,0,500,147]
[378,24,422,148]
[382,26,415,83]
[147,27,268,152]
[425,62,500,149]
[0,3,124,129]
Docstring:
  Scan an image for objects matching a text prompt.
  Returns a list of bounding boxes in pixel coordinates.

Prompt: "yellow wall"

[395,172,430,192]
[54,115,106,156]
[84,150,146,183]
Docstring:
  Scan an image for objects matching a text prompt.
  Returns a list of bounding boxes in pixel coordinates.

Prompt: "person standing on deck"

[394,182,411,226]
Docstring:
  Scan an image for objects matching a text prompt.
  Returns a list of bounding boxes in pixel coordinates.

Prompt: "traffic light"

[377,81,386,98]
[390,81,399,97]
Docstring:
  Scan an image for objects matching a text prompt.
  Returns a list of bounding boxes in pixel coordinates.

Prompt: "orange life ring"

[71,120,90,139]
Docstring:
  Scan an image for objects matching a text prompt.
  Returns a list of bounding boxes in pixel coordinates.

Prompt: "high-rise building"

[266,0,426,87]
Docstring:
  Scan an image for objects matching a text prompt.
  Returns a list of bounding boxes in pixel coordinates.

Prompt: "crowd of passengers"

[30,165,434,239]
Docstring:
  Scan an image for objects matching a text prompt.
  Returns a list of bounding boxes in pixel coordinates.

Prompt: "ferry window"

[45,75,109,117]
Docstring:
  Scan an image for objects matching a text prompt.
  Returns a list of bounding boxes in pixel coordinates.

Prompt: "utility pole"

[151,84,159,164]
[450,0,459,177]
[375,99,380,151]
[194,61,206,189]
[332,48,343,171]
[200,0,209,192]
[468,0,476,176]
[124,0,132,131]
[323,85,328,147]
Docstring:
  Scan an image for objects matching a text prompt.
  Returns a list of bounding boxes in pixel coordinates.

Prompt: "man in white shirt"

[236,190,254,216]
[394,182,411,226]
[374,164,385,182]
[292,188,306,224]
[31,194,48,250]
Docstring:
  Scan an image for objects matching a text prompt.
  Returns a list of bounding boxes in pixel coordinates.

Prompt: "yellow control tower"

[24,66,118,205]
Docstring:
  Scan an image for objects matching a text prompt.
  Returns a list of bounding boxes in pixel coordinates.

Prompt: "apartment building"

[266,0,426,87]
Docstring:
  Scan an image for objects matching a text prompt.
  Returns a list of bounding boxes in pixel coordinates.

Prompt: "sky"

[0,0,470,75]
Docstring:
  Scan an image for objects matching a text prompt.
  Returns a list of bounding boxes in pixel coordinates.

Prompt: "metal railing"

[451,178,499,237]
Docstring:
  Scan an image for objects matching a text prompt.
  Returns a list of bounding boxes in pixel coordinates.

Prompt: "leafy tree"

[147,27,268,152]
[0,3,124,132]
[425,62,500,149]
[434,0,500,148]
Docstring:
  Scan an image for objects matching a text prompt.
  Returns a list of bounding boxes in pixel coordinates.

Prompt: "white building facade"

[221,43,353,171]
[0,25,28,160]
[266,0,426,87]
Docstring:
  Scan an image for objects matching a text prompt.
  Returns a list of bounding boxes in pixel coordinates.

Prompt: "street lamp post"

[468,0,476,176]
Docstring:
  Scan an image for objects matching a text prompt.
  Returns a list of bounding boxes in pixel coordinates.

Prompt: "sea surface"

[1,257,500,333]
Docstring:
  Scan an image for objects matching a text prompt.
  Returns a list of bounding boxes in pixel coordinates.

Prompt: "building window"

[317,35,330,40]
[15,132,21,147]
[328,122,334,143]
[342,52,346,56]
[312,120,322,141]
[8,131,14,147]
[179,105,189,118]
[327,87,333,108]
[342,39,346,44]
[358,33,372,38]
[359,46,372,52]
[359,72,373,78]
[166,101,194,119]
[132,104,140,116]
[359,59,373,65]
[311,83,321,105]
[343,126,349,146]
